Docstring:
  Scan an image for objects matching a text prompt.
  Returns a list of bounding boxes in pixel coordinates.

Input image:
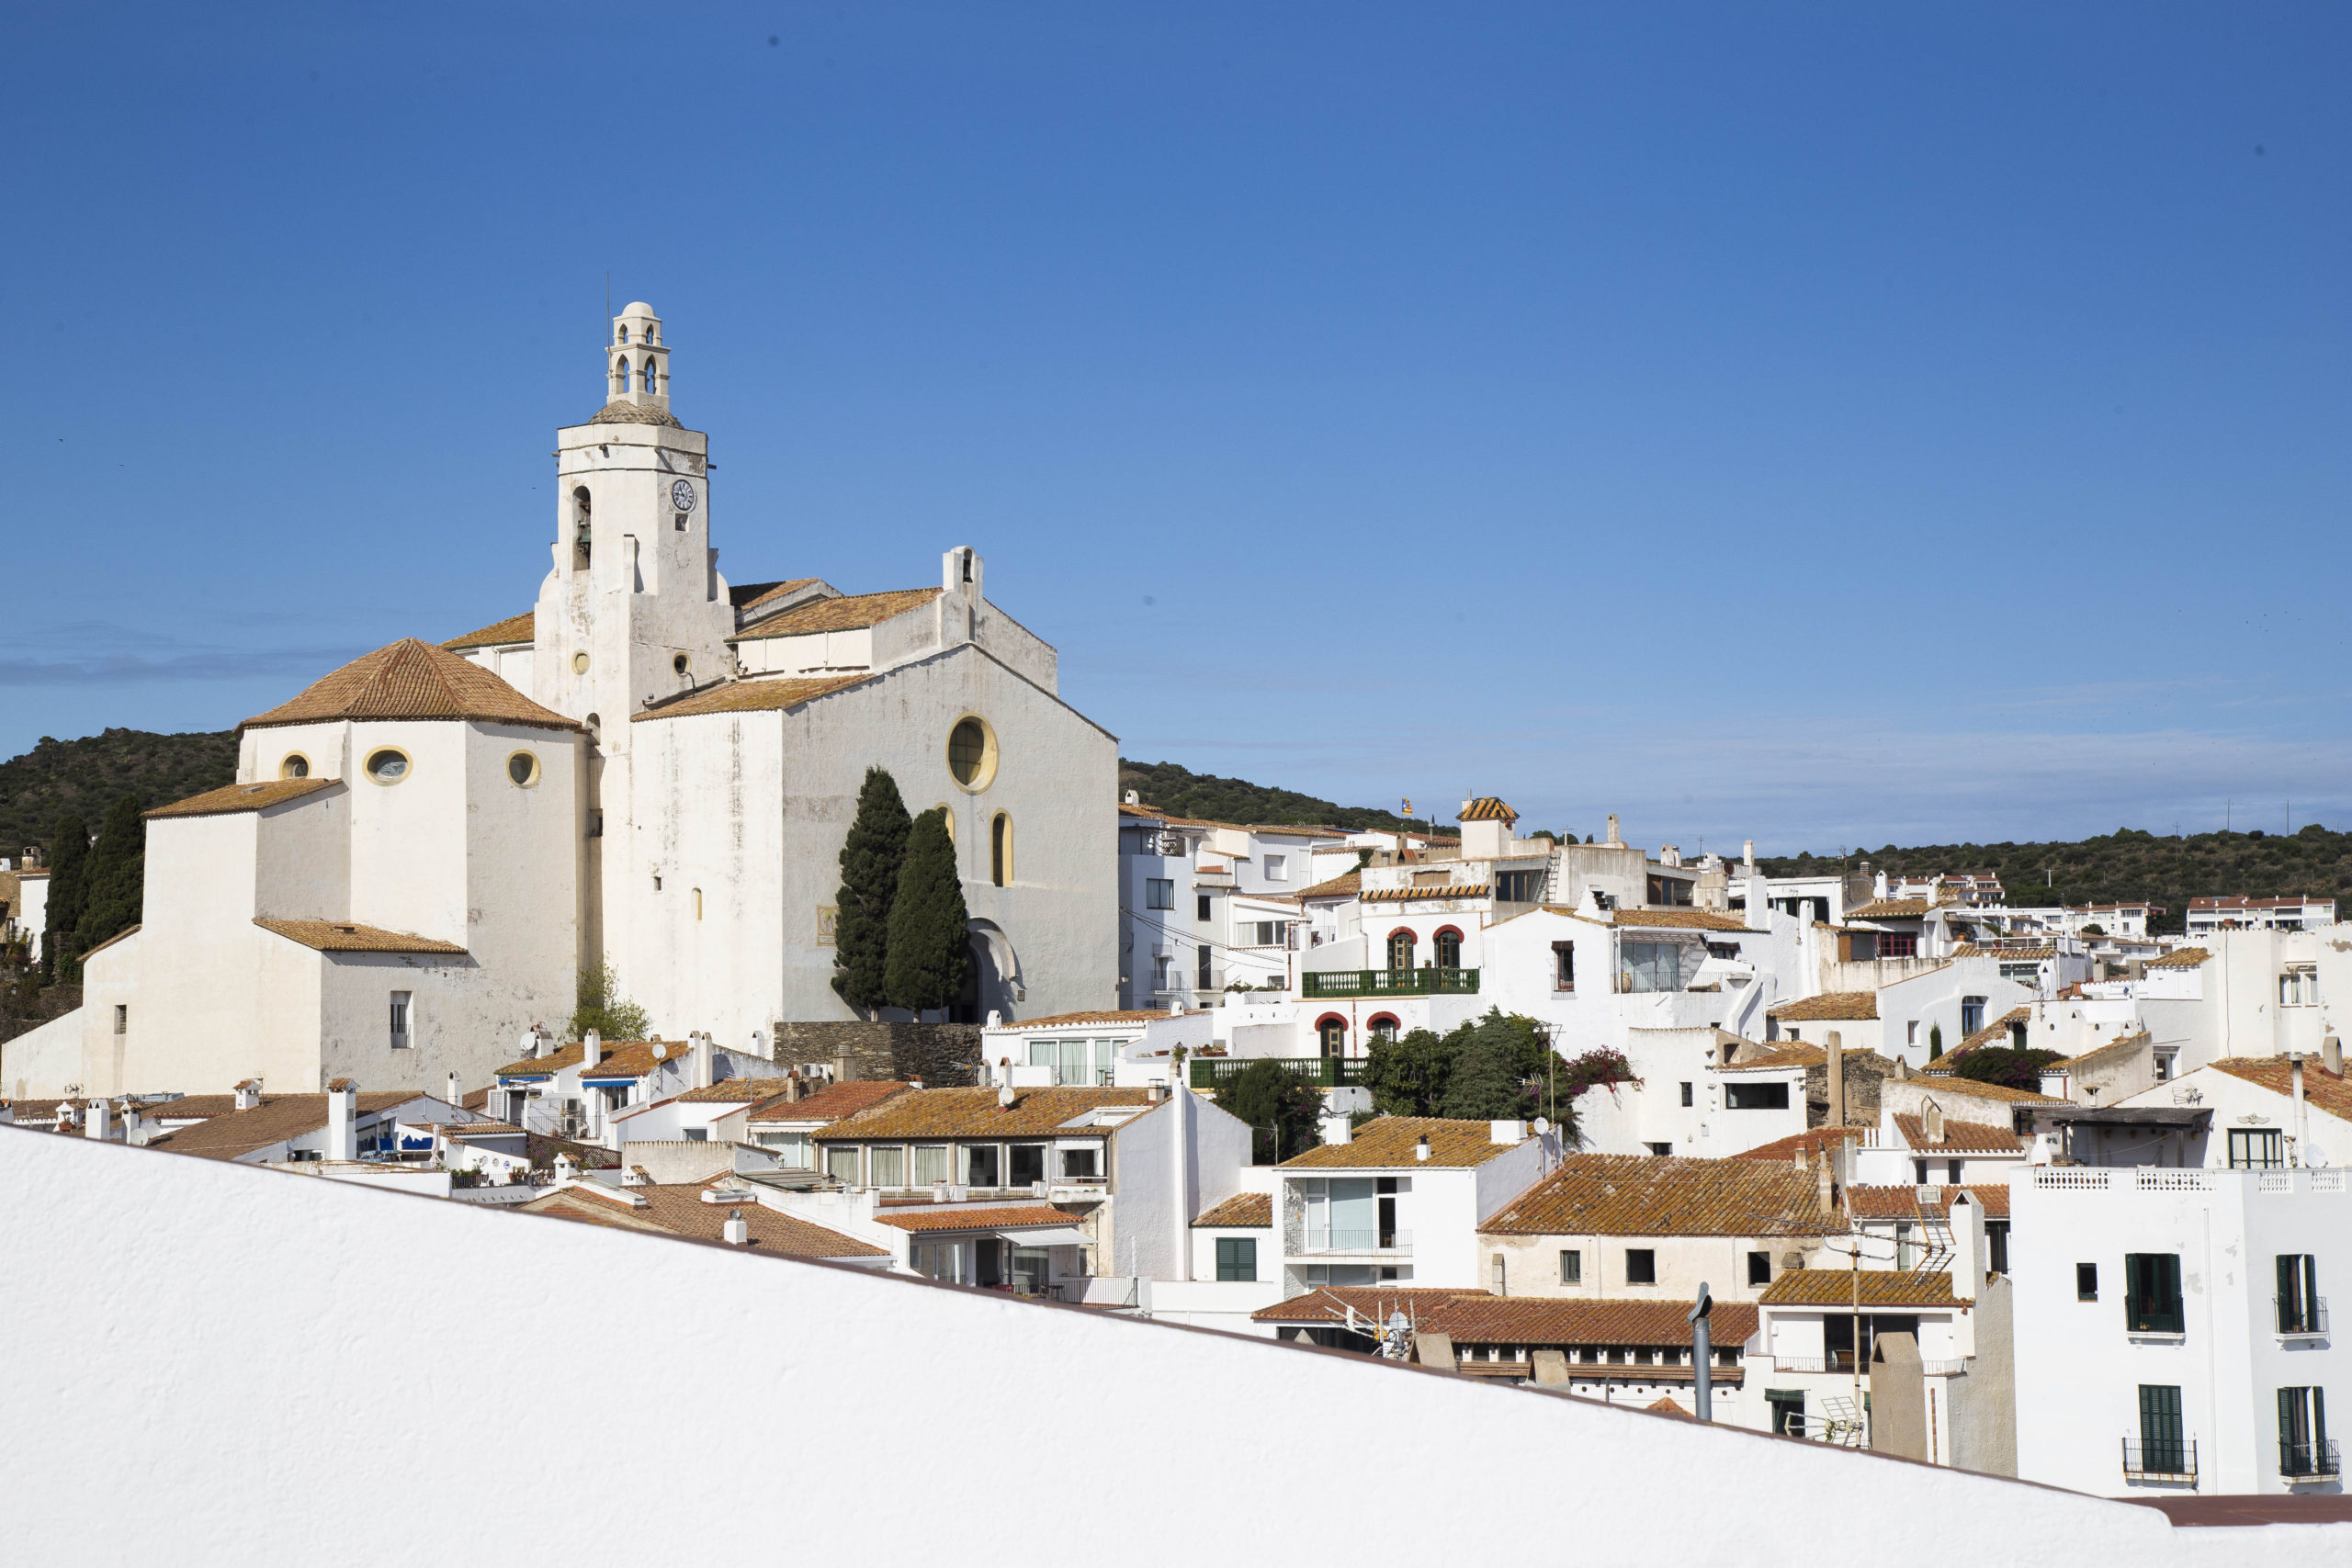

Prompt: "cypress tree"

[42,812,90,984]
[884,807,971,1017]
[831,766,911,1017]
[75,795,146,961]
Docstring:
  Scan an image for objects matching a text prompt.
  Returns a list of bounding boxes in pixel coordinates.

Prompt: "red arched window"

[1315,1015,1349,1058]
[1386,929,1417,972]
[1367,1013,1400,1042]
[1433,927,1464,970]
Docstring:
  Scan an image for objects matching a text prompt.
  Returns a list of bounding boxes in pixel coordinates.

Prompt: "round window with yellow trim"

[572,650,591,674]
[946,716,997,792]
[279,753,311,780]
[364,748,412,785]
[506,750,540,788]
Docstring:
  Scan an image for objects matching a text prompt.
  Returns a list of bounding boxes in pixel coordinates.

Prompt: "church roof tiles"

[732,587,943,638]
[254,918,468,954]
[148,778,338,819]
[632,674,873,721]
[442,612,535,650]
[242,638,581,733]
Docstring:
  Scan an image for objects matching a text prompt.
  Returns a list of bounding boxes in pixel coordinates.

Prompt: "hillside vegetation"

[0,729,239,858]
[1758,827,2352,935]
[1118,759,1425,832]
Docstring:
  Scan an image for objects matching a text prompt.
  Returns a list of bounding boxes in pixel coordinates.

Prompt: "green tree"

[569,956,650,1042]
[1928,1023,1944,1061]
[42,811,90,984]
[1951,1046,2063,1092]
[1363,1027,1454,1116]
[885,807,970,1016]
[831,766,911,1017]
[1439,1028,1534,1119]
[74,795,146,960]
[1218,1058,1325,1162]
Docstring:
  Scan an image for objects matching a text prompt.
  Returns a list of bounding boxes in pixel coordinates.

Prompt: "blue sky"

[4,4,2346,852]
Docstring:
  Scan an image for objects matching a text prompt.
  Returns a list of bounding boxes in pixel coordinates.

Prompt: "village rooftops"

[1192,1192,1272,1227]
[1758,1269,1967,1309]
[2144,947,2211,969]
[147,778,339,819]
[1733,1127,1865,1163]
[254,919,468,955]
[1250,1287,1761,1358]
[1604,908,1753,931]
[2204,1056,2352,1121]
[492,1040,679,1080]
[1893,1113,2022,1154]
[147,1092,440,1162]
[1959,1007,2033,1051]
[632,673,871,722]
[731,585,943,637]
[1909,1074,2064,1107]
[871,1202,1078,1235]
[1277,1115,1532,1170]
[441,610,536,650]
[674,1079,795,1103]
[1481,1153,1841,1237]
[815,1086,1155,1142]
[241,637,581,733]
[1295,872,1363,901]
[1253,1286,1487,1324]
[1845,898,1933,920]
[526,1181,888,1260]
[1768,992,1880,1022]
[1846,1184,2011,1222]
[743,1079,914,1124]
[990,1010,1172,1029]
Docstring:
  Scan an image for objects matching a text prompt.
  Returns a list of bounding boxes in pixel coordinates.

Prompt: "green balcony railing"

[1189,1055,1367,1090]
[1300,966,1479,999]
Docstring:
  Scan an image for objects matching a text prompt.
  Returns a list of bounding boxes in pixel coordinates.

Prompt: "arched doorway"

[1434,927,1463,970]
[1387,929,1417,972]
[1316,1015,1348,1059]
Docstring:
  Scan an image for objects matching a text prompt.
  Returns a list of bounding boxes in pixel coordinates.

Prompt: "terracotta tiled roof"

[1459,797,1518,822]
[632,674,871,722]
[1951,944,2055,961]
[1758,1269,1966,1309]
[675,1078,794,1103]
[496,1043,583,1079]
[1892,1113,2021,1154]
[731,577,826,617]
[1418,1295,1761,1351]
[137,1094,277,1124]
[871,1202,1077,1234]
[734,586,942,637]
[1646,1396,1692,1418]
[1279,1116,1526,1170]
[148,1092,430,1161]
[81,923,141,960]
[1193,1192,1272,1228]
[1908,1074,2062,1106]
[2189,896,2328,911]
[586,400,683,427]
[1847,1183,2011,1221]
[1481,1153,1841,1237]
[1360,883,1491,903]
[2205,1057,2352,1122]
[1609,908,1751,931]
[147,778,337,819]
[816,1087,1154,1142]
[1847,898,1931,919]
[1732,1127,1864,1163]
[442,611,535,649]
[990,1010,1167,1029]
[242,637,581,732]
[2050,1030,2149,1070]
[528,1184,888,1258]
[1253,1286,1489,1324]
[1959,1007,2033,1051]
[492,1040,681,1080]
[1297,872,1362,900]
[1768,992,1879,1021]
[444,1121,523,1138]
[2146,947,2210,970]
[744,1080,915,1124]
[254,918,467,954]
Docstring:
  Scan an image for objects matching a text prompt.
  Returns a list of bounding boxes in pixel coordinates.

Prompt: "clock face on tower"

[671,479,697,513]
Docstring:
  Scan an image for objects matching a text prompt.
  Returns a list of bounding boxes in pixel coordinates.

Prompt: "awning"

[999,1225,1091,1247]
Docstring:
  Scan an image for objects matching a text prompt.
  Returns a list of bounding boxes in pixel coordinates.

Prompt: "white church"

[24,303,1118,1100]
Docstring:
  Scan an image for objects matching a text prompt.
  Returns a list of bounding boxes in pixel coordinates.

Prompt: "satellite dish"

[2309,1145,2332,1169]
[652,1043,669,1060]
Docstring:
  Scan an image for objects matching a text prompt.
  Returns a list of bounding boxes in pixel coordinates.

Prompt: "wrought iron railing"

[1188,1055,1367,1090]
[2122,1438,2197,1481]
[2125,1295,2186,1334]
[2275,1295,2330,1337]
[1300,966,1479,998]
[2280,1438,2341,1478]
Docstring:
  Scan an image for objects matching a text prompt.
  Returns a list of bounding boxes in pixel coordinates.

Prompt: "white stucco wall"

[2,1126,2335,1564]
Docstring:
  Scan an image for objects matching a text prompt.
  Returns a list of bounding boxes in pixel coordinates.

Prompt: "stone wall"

[772,1021,983,1088]
[0,982,79,1050]
[1804,1050,1892,1130]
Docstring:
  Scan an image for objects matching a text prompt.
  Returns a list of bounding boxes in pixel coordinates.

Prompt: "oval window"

[365,749,410,784]
[572,651,591,674]
[507,751,539,787]
[279,754,310,780]
[947,716,996,790]
[673,652,689,675]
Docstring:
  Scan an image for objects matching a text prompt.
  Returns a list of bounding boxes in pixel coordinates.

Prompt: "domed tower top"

[594,301,678,426]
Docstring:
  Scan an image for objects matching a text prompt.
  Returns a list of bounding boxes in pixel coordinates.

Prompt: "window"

[2230,1128,2286,1170]
[1216,1237,1258,1282]
[1878,933,1917,958]
[1767,1391,1807,1437]
[279,753,310,780]
[1196,943,1213,988]
[911,1145,950,1186]
[1645,1142,1672,1156]
[2125,1252,2185,1334]
[1986,1220,2010,1275]
[640,356,657,392]
[2280,966,2318,1007]
[1725,1082,1790,1110]
[1435,930,1462,969]
[2154,1052,2175,1083]
[1960,996,1986,1036]
[1621,942,1682,993]
[573,486,594,556]
[1061,1147,1100,1180]
[945,716,997,790]
[507,751,539,787]
[388,991,411,1048]
[1915,1160,1930,1185]
[2077,1262,2098,1301]
[1368,1015,1398,1042]
[826,1145,861,1184]
[617,325,629,344]
[760,1132,813,1168]
[112,1004,127,1035]
[1552,942,1575,991]
[2278,1386,2334,1477]
[1946,1159,1962,1183]
[683,1127,708,1142]
[2278,1255,2323,1335]
[1196,893,1212,921]
[1905,1021,1918,1046]
[1998,962,2040,981]
[868,1146,906,1188]
[1152,955,1170,992]
[960,1144,999,1186]
[1146,878,1173,910]
[1497,870,1544,902]
[990,812,1012,886]
[1250,920,1290,947]
[1387,930,1417,970]
[1008,1144,1046,1185]
[1747,1250,1770,1287]
[364,748,411,784]
[2138,1385,2188,1475]
[1264,853,1287,883]
[1317,1017,1346,1058]
[1560,1249,1581,1284]
[1625,1248,1657,1285]
[1679,1081,1693,1107]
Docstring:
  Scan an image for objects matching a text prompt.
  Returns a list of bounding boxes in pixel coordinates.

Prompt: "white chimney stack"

[234,1079,261,1111]
[84,1099,111,1142]
[691,1031,714,1090]
[582,1029,602,1070]
[723,1208,750,1247]
[1415,1135,1431,1162]
[1490,1119,1526,1145]
[1606,813,1622,845]
[1742,840,1755,866]
[445,1071,460,1108]
[1320,1113,1352,1145]
[324,1078,357,1161]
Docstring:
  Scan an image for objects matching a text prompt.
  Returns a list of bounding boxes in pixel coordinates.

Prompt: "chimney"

[2327,1035,2344,1077]
[1816,1152,1836,1216]
[1742,840,1755,867]
[234,1078,261,1111]
[582,1028,602,1070]
[1825,1031,1846,1130]
[2292,1055,2309,1166]
[1320,1113,1352,1145]
[723,1209,749,1247]
[1924,1100,1945,1145]
[785,1070,806,1104]
[1490,1119,1526,1145]
[445,1071,460,1108]
[1951,1190,1984,1303]
[324,1078,357,1162]
[1124,789,1140,806]
[691,1032,714,1091]
[84,1099,111,1142]
[1606,813,1622,845]
[1147,1082,1167,1103]
[1415,1134,1431,1162]
[553,1151,578,1183]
